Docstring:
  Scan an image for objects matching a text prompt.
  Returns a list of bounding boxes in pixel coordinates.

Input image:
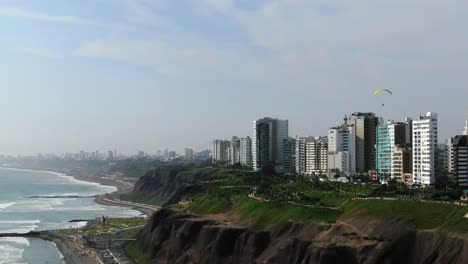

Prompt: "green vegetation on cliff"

[234,197,342,227]
[125,241,153,264]
[127,165,468,233]
[344,199,468,233]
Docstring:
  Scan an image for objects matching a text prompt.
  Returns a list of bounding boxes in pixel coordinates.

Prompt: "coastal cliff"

[129,167,216,205]
[137,208,468,264]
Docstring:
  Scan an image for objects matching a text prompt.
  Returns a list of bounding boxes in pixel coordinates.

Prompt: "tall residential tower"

[347,112,379,173]
[412,112,438,186]
[252,118,289,173]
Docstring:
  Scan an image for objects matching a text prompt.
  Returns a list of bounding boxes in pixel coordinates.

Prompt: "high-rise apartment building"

[213,140,230,163]
[239,137,253,168]
[328,122,356,177]
[412,112,438,186]
[393,145,413,183]
[305,137,328,176]
[451,135,468,187]
[347,112,379,173]
[295,137,309,175]
[107,150,114,160]
[185,148,194,161]
[283,137,296,174]
[228,137,241,165]
[252,118,289,173]
[376,121,409,181]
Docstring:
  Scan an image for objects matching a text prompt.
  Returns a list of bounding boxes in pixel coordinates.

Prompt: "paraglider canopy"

[373,88,392,96]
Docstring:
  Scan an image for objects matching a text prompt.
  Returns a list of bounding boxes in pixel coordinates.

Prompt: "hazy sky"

[0,0,467,155]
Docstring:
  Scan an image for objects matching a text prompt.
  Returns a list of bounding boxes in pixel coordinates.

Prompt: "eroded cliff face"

[138,209,468,264]
[131,168,214,204]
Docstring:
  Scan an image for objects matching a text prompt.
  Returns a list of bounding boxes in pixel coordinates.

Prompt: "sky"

[0,0,467,155]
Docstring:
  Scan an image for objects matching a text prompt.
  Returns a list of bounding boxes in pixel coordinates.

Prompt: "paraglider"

[373,89,392,106]
[373,88,392,96]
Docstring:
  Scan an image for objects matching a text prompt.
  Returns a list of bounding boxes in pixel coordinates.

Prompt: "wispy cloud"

[75,38,261,79]
[0,6,91,24]
[21,48,62,59]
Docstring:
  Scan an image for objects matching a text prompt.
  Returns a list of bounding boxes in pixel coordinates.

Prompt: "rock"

[137,209,468,264]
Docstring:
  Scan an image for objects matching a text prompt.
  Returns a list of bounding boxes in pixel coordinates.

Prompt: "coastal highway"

[96,195,160,214]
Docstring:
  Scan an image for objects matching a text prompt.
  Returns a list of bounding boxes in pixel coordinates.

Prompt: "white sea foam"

[0,237,30,246]
[69,221,88,229]
[10,200,53,212]
[0,244,25,264]
[50,240,65,262]
[0,220,40,224]
[0,203,14,211]
[0,227,36,234]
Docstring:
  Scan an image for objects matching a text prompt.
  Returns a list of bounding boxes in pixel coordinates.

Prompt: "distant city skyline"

[0,0,467,155]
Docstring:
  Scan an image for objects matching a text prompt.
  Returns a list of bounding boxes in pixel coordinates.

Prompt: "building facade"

[213,140,230,163]
[393,145,413,183]
[347,112,379,173]
[228,137,241,165]
[295,137,309,175]
[239,137,253,168]
[305,137,328,176]
[185,148,194,161]
[376,121,409,182]
[412,112,438,185]
[283,137,296,174]
[451,135,468,187]
[252,118,289,173]
[328,122,356,177]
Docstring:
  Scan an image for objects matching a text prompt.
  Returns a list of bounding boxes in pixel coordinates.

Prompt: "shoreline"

[0,166,158,263]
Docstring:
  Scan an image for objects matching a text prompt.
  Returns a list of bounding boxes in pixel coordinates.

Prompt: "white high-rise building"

[464,120,468,136]
[228,137,241,165]
[295,137,309,175]
[412,112,438,186]
[305,137,328,176]
[213,140,230,163]
[252,118,289,173]
[239,137,252,168]
[327,123,356,177]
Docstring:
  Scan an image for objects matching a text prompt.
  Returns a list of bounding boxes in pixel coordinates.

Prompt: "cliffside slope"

[138,208,468,264]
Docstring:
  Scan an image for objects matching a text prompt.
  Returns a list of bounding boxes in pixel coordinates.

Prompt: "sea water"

[0,167,142,264]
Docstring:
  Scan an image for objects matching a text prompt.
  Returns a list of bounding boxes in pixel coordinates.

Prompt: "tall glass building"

[376,120,411,182]
[376,124,392,179]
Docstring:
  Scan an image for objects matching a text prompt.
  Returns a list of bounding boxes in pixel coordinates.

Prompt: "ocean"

[0,167,143,264]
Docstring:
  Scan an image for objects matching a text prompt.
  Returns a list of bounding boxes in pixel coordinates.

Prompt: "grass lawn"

[303,191,349,207]
[125,241,153,264]
[122,193,165,207]
[233,197,342,227]
[189,193,232,214]
[344,199,468,233]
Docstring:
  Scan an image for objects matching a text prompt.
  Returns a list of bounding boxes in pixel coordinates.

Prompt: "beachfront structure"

[412,112,438,186]
[252,117,289,173]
